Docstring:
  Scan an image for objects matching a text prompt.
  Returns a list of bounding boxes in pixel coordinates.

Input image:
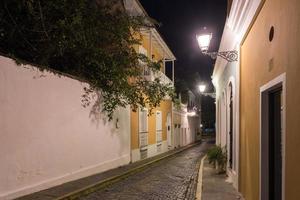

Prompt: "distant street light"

[196,28,238,62]
[198,84,216,99]
[199,84,206,93]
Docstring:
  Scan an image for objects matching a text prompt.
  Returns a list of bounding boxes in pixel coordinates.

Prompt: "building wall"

[215,61,237,147]
[0,56,131,200]
[240,0,300,199]
[130,100,172,149]
[131,106,139,150]
[141,33,164,71]
[214,48,239,189]
[213,0,264,192]
[173,112,181,147]
[130,24,174,162]
[186,117,200,143]
[130,100,172,161]
[172,103,201,149]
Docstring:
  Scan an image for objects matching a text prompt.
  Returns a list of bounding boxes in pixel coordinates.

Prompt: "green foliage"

[175,78,189,94]
[0,0,175,120]
[180,90,189,104]
[173,98,181,110]
[207,145,227,173]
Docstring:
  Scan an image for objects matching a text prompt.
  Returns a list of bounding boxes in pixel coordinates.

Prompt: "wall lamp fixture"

[198,84,216,99]
[196,29,238,62]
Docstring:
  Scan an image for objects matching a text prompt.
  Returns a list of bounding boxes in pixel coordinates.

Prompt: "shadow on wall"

[88,91,108,127]
[30,66,130,158]
[87,91,130,158]
[26,62,111,128]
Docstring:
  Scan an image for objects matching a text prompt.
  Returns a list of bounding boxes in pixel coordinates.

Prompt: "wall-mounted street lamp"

[199,84,206,93]
[198,84,216,98]
[196,29,238,62]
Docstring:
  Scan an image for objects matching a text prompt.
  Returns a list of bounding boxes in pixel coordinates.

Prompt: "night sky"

[139,0,227,128]
[139,0,227,92]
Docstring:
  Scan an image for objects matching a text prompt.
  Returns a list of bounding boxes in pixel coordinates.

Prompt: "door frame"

[259,73,286,200]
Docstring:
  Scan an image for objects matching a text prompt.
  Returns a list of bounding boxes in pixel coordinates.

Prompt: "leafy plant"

[207,145,227,173]
[0,0,176,120]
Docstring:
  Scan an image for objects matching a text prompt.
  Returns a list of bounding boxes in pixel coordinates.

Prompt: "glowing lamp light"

[196,33,212,52]
[199,84,206,93]
[196,28,238,62]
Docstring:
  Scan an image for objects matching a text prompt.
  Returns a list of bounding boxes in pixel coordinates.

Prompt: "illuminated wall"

[240,0,300,199]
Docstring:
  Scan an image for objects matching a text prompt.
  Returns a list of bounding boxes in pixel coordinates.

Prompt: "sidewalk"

[201,158,244,200]
[16,142,200,200]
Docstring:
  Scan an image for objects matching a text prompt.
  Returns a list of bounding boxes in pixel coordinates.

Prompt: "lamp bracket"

[203,50,238,62]
[202,93,216,98]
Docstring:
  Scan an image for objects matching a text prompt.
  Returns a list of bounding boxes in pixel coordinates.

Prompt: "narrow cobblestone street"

[79,141,212,200]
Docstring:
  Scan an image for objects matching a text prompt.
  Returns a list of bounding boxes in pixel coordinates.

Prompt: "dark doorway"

[269,88,282,200]
[261,84,283,200]
[229,84,233,169]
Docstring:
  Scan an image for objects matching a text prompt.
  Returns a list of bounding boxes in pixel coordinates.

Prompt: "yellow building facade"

[130,29,175,161]
[126,0,200,163]
[128,0,176,161]
[240,0,300,199]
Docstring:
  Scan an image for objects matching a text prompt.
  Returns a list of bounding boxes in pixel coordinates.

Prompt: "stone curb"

[55,142,201,200]
[196,155,206,200]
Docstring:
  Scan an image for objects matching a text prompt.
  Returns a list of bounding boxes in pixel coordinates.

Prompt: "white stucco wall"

[212,0,263,191]
[181,115,199,146]
[0,56,131,200]
[172,106,200,149]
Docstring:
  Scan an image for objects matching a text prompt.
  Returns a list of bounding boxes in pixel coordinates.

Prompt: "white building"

[173,90,201,149]
[212,0,264,190]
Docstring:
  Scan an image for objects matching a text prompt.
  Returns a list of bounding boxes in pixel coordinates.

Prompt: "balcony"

[142,65,173,86]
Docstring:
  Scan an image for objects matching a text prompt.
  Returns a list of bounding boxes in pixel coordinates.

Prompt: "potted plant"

[207,145,227,173]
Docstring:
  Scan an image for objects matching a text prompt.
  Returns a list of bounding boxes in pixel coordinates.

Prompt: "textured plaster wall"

[130,100,172,149]
[180,114,198,146]
[0,56,131,200]
[131,108,139,150]
[240,0,300,199]
[215,61,237,148]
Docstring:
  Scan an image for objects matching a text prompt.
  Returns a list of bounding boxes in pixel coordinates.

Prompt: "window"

[139,107,148,148]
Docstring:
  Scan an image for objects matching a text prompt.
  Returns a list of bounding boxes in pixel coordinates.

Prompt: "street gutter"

[196,155,206,200]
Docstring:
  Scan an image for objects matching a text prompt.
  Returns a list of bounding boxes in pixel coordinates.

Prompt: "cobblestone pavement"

[80,141,211,200]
